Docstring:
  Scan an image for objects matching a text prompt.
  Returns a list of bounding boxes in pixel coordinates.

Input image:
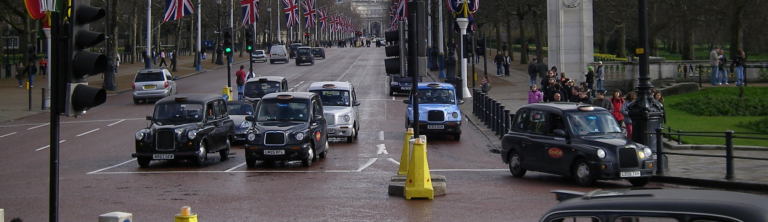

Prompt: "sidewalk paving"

[425,50,768,192]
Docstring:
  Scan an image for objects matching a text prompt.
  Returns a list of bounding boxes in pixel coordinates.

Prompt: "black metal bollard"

[497,105,505,135]
[481,94,488,122]
[41,88,46,110]
[725,130,734,180]
[655,128,666,174]
[677,129,682,145]
[488,100,496,128]
[484,96,491,124]
[491,101,498,131]
[503,109,511,138]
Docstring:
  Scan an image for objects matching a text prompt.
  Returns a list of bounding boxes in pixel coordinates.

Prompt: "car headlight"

[247,133,256,141]
[597,149,606,158]
[640,148,652,159]
[343,114,351,122]
[295,132,305,140]
[240,121,252,129]
[452,112,459,118]
[135,131,144,140]
[187,130,197,140]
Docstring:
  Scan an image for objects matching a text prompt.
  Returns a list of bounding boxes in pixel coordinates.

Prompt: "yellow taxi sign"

[427,83,442,88]
[276,95,294,100]
[174,97,188,102]
[577,106,595,111]
[322,84,336,88]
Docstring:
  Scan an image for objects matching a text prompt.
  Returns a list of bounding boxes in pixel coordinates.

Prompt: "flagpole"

[196,0,202,71]
[146,0,152,69]
[278,0,281,44]
[229,0,233,64]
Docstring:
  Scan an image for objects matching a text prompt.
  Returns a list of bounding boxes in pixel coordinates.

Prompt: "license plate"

[143,85,156,90]
[401,87,411,90]
[264,150,285,155]
[427,125,444,129]
[327,129,336,134]
[301,56,306,58]
[620,171,641,177]
[152,154,174,160]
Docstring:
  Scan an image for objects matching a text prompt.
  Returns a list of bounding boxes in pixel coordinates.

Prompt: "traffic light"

[223,27,233,54]
[65,1,107,116]
[476,37,485,56]
[384,22,405,75]
[245,28,254,52]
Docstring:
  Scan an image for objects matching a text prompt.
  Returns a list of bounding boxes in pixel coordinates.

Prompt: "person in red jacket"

[610,90,625,127]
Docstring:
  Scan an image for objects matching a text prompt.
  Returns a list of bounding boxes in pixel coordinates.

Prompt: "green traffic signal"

[247,46,252,51]
[225,47,232,53]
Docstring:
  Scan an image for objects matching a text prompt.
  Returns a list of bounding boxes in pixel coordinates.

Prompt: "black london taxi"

[242,76,289,102]
[243,92,329,167]
[133,94,235,167]
[388,74,419,96]
[311,47,326,59]
[501,103,655,187]
[540,188,768,222]
[295,46,315,66]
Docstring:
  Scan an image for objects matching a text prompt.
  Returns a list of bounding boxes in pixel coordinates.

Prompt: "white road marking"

[376,144,388,155]
[224,162,247,172]
[288,81,305,92]
[392,96,395,100]
[379,131,384,141]
[76,128,100,137]
[336,53,364,81]
[0,118,145,128]
[107,119,126,126]
[89,167,508,175]
[386,158,400,165]
[35,140,66,151]
[0,132,17,138]
[87,158,137,174]
[28,123,49,130]
[356,158,378,172]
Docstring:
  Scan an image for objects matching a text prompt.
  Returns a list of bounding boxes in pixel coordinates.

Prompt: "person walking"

[595,61,605,92]
[38,58,47,78]
[25,60,37,88]
[503,52,511,76]
[493,51,504,76]
[709,47,719,85]
[16,62,25,88]
[731,49,746,86]
[474,45,481,64]
[610,90,625,127]
[536,60,548,85]
[585,66,596,97]
[527,58,539,86]
[621,92,637,140]
[114,53,120,73]
[528,85,543,104]
[246,67,256,80]
[235,65,246,100]
[717,49,728,85]
[152,49,158,66]
[158,50,168,67]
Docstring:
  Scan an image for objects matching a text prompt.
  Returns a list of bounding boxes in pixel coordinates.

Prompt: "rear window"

[134,72,165,82]
[253,51,264,55]
[298,48,310,53]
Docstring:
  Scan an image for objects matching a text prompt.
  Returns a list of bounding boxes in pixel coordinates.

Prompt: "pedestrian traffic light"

[64,1,107,116]
[245,28,254,53]
[384,22,405,75]
[223,27,233,54]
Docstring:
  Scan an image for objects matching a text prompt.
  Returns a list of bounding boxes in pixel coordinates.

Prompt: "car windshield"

[227,103,254,115]
[298,48,310,53]
[244,81,281,97]
[152,103,204,125]
[566,112,622,137]
[416,88,455,104]
[311,90,350,106]
[256,101,309,122]
[134,72,164,82]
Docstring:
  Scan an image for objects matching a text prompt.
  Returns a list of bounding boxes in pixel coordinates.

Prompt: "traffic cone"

[174,206,198,222]
[404,137,434,200]
[398,128,414,175]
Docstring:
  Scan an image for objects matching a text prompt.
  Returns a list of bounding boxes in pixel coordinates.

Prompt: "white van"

[269,45,289,64]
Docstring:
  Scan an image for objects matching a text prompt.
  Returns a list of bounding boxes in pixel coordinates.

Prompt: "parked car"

[250,50,267,62]
[227,100,257,143]
[269,45,289,64]
[388,74,418,96]
[311,47,326,59]
[308,82,360,143]
[501,103,655,187]
[132,69,178,104]
[242,76,289,102]
[540,188,768,222]
[295,46,314,66]
[289,43,302,59]
[133,94,235,167]
[403,82,463,140]
[243,92,329,167]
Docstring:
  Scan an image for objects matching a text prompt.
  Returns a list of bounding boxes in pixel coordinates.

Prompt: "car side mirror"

[353,101,361,106]
[554,129,567,137]
[314,114,324,121]
[146,116,152,120]
[403,100,410,104]
[245,116,255,122]
[458,100,465,105]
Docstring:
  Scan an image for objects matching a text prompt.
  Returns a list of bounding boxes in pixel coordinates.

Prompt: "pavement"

[424,48,768,192]
[2,48,768,192]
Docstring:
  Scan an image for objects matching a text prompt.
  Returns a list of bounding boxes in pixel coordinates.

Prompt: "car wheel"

[347,127,355,143]
[628,178,651,187]
[354,123,359,139]
[137,157,151,168]
[507,151,526,177]
[219,138,230,161]
[133,98,140,105]
[245,157,256,168]
[573,158,596,186]
[301,143,314,167]
[195,140,207,166]
[453,133,461,141]
[319,141,329,158]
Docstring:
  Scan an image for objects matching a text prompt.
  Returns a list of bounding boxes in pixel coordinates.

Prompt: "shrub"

[737,118,768,134]
[670,95,768,116]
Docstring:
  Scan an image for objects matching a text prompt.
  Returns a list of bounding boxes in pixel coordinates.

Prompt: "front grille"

[427,110,445,122]
[156,130,175,151]
[619,148,639,168]
[325,114,335,125]
[264,132,286,146]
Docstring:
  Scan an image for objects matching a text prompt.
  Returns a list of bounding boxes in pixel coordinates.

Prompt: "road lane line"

[0,118,145,128]
[91,170,322,174]
[379,131,384,141]
[224,162,247,172]
[87,158,137,174]
[288,81,305,92]
[76,128,100,137]
[377,144,388,155]
[107,119,126,126]
[0,132,17,138]
[35,140,66,151]
[28,123,50,130]
[356,158,378,172]
[386,158,400,165]
[336,53,364,81]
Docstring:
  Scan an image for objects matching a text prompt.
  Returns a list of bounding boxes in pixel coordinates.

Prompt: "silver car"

[308,81,360,143]
[132,69,178,104]
[251,50,267,62]
[226,100,256,143]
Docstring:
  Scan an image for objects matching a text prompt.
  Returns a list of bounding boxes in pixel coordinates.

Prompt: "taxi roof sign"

[427,83,442,88]
[259,78,268,82]
[577,105,595,111]
[322,84,336,88]
[276,95,294,100]
[174,97,188,102]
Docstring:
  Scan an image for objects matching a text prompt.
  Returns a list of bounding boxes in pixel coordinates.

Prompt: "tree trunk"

[649,32,659,57]
[506,20,514,62]
[729,2,745,56]
[173,19,183,72]
[110,0,120,68]
[532,10,544,62]
[682,24,694,60]
[494,22,501,55]
[131,3,138,64]
[617,24,626,58]
[20,16,31,63]
[517,13,528,64]
[189,17,194,56]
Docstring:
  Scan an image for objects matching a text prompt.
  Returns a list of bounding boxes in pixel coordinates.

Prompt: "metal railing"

[472,89,513,139]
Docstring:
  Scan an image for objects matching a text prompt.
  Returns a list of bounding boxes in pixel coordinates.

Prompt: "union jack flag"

[318,8,328,30]
[335,15,342,32]
[282,0,299,28]
[302,0,316,29]
[163,0,195,22]
[241,0,259,26]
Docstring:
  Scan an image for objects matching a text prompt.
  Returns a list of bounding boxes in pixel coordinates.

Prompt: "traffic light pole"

[49,12,61,222]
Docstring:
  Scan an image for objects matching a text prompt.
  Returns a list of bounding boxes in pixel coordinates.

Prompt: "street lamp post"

[456,17,471,99]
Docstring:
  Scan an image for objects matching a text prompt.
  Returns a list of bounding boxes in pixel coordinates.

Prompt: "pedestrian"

[731,49,746,86]
[653,91,667,126]
[568,87,580,102]
[585,66,596,97]
[493,51,504,76]
[16,62,25,88]
[610,90,625,127]
[552,92,563,102]
[541,70,555,91]
[653,91,664,105]
[544,77,560,102]
[563,79,575,101]
[39,58,47,78]
[503,52,511,76]
[718,49,728,85]
[621,92,636,140]
[152,49,158,66]
[481,75,491,93]
[25,60,37,88]
[536,60,548,85]
[474,45,481,64]
[246,67,256,80]
[527,58,539,86]
[159,50,168,67]
[559,72,569,86]
[528,85,543,104]
[575,90,592,104]
[709,47,719,85]
[114,53,120,73]
[592,90,613,112]
[235,65,246,100]
[595,61,605,92]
